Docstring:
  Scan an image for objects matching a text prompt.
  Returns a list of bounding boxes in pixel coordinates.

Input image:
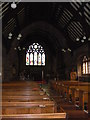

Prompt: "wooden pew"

[1,113,66,120]
[2,101,56,114]
[49,80,89,113]
[63,85,88,112]
[68,86,89,112]
[2,101,55,107]
[2,81,67,120]
[2,95,50,102]
[2,90,45,96]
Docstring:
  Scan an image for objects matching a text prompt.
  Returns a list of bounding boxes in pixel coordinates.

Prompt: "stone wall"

[2,46,19,82]
[61,43,89,81]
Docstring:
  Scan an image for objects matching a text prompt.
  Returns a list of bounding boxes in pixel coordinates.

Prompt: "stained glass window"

[82,56,90,74]
[26,43,45,66]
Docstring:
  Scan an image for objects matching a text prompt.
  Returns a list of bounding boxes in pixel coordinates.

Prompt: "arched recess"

[4,21,67,81]
[11,21,67,51]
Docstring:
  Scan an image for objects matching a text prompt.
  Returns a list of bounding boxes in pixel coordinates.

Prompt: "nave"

[1,1,90,120]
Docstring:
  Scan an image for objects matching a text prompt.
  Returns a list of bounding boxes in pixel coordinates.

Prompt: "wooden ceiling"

[1,2,90,53]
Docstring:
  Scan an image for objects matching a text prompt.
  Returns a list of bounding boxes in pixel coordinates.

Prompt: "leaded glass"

[38,53,41,65]
[82,56,90,74]
[88,62,90,74]
[26,43,45,66]
[26,52,29,65]
[42,53,45,66]
[34,52,37,65]
[83,63,85,74]
[30,53,33,65]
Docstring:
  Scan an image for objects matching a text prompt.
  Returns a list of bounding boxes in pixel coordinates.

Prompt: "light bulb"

[81,39,84,43]
[76,38,79,41]
[8,36,12,39]
[83,36,86,40]
[17,37,20,40]
[11,2,17,9]
[18,34,22,38]
[68,48,71,52]
[14,48,17,50]
[88,37,90,41]
[23,47,25,50]
[9,33,12,37]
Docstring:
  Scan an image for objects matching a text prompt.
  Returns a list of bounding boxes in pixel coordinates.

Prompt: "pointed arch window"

[26,43,45,66]
[82,56,90,74]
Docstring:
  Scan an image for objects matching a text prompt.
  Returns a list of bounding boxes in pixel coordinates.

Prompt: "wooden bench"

[1,113,66,120]
[2,95,50,102]
[1,81,67,120]
[2,101,56,114]
[49,80,89,113]
[2,91,45,96]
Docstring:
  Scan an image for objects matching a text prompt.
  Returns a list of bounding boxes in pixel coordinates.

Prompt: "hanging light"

[8,36,12,39]
[18,34,22,38]
[81,39,84,43]
[68,48,71,52]
[14,47,17,50]
[62,49,66,53]
[19,49,21,51]
[23,47,25,50]
[17,37,20,40]
[76,38,79,41]
[18,46,20,49]
[9,33,13,37]
[88,37,90,41]
[83,36,86,40]
[11,2,17,9]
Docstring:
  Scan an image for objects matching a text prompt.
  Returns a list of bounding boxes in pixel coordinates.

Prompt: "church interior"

[1,1,90,120]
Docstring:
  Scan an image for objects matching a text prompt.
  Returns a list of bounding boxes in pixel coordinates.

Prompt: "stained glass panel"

[30,53,33,65]
[83,56,90,74]
[42,53,45,66]
[86,62,88,74]
[34,52,37,65]
[26,52,29,65]
[88,62,90,74]
[38,53,41,65]
[83,63,85,74]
